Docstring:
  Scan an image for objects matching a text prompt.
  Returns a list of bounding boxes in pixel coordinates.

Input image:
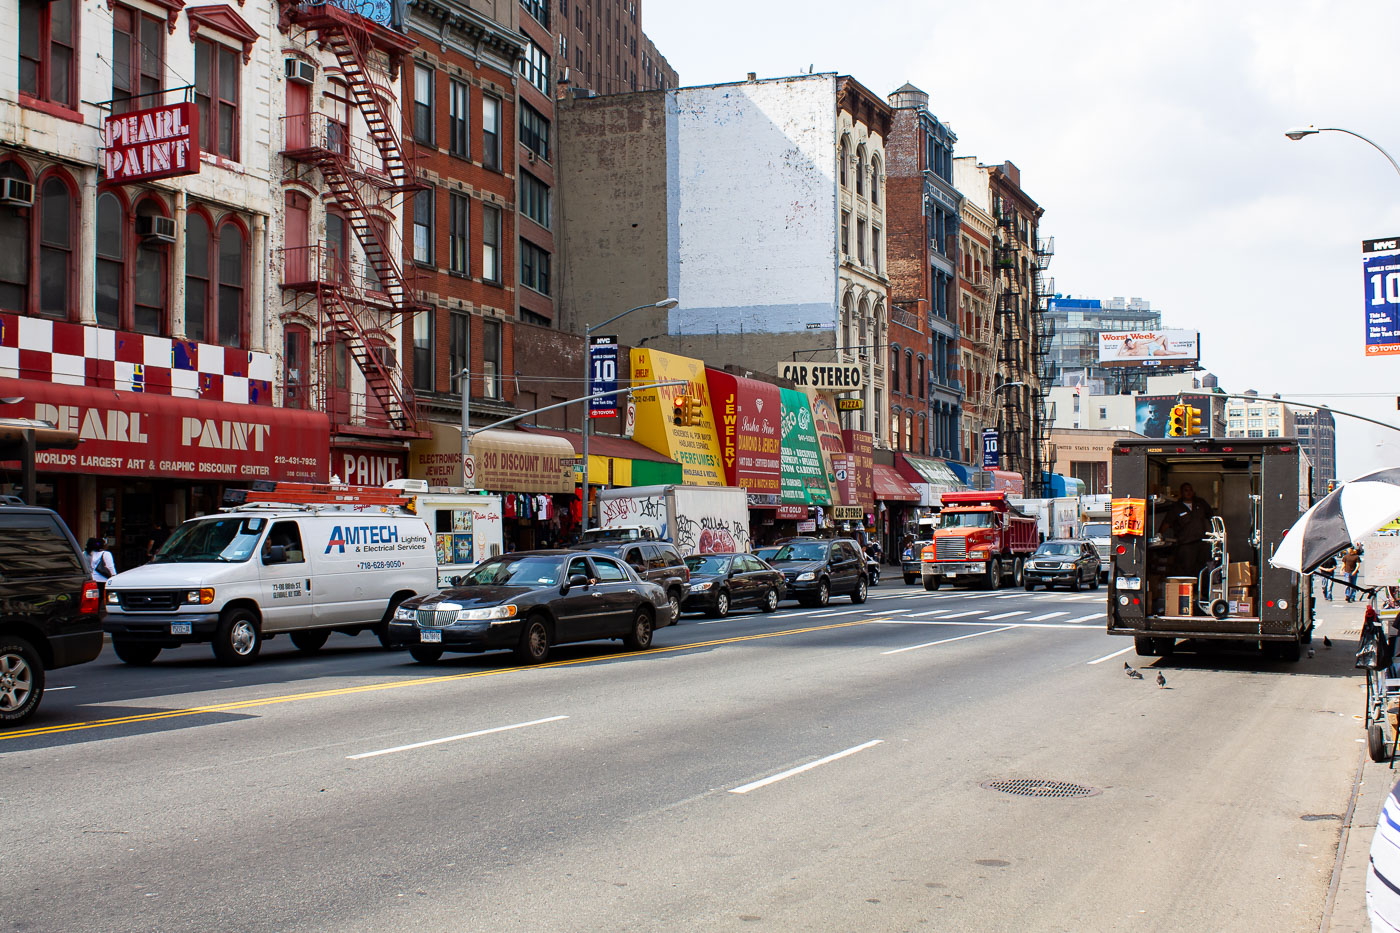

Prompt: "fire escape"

[278,1,423,436]
[1031,235,1055,494]
[993,207,1029,480]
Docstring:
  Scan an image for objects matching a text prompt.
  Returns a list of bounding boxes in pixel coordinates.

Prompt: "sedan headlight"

[456,604,517,622]
[394,605,417,621]
[691,581,712,591]
[796,572,816,582]
[184,587,215,605]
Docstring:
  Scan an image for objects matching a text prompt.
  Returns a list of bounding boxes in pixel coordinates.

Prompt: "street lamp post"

[580,297,679,532]
[984,380,1027,491]
[1284,125,1400,180]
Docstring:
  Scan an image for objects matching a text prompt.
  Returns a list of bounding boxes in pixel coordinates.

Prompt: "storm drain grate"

[981,778,1101,799]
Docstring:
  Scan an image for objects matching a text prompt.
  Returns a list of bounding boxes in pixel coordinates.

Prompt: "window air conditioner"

[0,178,34,207]
[135,215,177,244]
[285,59,315,85]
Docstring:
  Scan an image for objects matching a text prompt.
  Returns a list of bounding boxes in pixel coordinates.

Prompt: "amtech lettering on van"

[325,524,400,554]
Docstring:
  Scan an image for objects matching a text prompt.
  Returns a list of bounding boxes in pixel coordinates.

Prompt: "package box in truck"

[596,485,751,555]
[1106,437,1312,661]
[920,491,1039,590]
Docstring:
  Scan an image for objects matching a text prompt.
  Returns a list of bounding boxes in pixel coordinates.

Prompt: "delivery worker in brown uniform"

[1160,482,1214,579]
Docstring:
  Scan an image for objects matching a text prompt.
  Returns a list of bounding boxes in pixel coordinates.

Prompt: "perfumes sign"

[103,102,200,182]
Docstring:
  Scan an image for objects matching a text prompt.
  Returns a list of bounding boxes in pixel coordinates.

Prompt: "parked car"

[902,540,932,585]
[1023,539,1102,592]
[388,550,669,664]
[768,538,869,608]
[574,540,689,623]
[0,505,104,725]
[681,553,784,617]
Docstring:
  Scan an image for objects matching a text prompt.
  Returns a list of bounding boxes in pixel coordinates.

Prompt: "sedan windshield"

[773,542,828,562]
[1035,542,1080,558]
[463,555,562,587]
[937,512,992,529]
[686,555,731,575]
[153,517,266,563]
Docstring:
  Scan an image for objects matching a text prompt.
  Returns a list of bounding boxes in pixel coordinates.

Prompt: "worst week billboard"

[1098,330,1200,367]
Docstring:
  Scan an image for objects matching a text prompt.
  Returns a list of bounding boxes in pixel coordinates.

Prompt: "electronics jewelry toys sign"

[1363,237,1400,357]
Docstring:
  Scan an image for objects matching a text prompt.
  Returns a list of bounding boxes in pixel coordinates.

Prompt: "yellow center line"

[2,617,885,742]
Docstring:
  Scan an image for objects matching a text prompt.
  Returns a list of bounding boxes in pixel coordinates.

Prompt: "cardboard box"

[1229,585,1256,616]
[1228,562,1255,587]
[1166,577,1195,617]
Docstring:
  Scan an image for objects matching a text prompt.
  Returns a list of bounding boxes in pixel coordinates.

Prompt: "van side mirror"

[264,544,287,564]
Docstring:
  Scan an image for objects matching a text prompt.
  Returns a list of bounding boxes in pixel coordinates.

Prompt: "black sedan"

[680,552,784,617]
[387,550,669,664]
[1022,540,1102,592]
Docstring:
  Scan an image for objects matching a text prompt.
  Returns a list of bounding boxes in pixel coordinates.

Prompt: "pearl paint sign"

[103,102,200,183]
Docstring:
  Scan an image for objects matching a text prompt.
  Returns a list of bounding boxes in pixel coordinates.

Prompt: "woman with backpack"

[85,537,117,598]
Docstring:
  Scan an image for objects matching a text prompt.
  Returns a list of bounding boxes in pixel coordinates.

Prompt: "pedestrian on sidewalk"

[1319,552,1337,601]
[1344,546,1363,602]
[85,537,117,600]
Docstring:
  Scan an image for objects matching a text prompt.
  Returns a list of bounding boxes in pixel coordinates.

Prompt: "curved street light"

[1284,125,1400,180]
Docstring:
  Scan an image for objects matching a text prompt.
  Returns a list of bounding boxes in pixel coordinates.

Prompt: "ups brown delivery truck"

[1107,437,1313,661]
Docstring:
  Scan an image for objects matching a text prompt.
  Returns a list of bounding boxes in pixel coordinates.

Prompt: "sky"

[642,0,1400,481]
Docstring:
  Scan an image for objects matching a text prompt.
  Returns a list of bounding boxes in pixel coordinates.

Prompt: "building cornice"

[405,0,527,59]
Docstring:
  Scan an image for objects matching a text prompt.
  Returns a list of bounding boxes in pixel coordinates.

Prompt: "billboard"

[705,369,781,496]
[1098,330,1199,367]
[778,388,833,506]
[629,348,725,486]
[587,336,619,418]
[1133,393,1220,439]
[1363,236,1400,356]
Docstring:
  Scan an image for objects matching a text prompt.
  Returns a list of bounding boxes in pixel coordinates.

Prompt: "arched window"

[185,212,211,341]
[891,406,901,451]
[916,414,925,455]
[0,162,32,313]
[870,154,881,205]
[217,221,246,346]
[37,174,73,319]
[842,292,855,351]
[133,197,167,335]
[839,136,849,188]
[904,349,913,396]
[857,300,868,350]
[95,191,125,329]
[917,356,926,399]
[284,322,310,409]
[890,345,899,392]
[855,145,866,196]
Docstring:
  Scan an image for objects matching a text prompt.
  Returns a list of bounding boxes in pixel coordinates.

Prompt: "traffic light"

[686,396,704,426]
[1185,405,1203,436]
[1168,404,1186,437]
[673,395,688,426]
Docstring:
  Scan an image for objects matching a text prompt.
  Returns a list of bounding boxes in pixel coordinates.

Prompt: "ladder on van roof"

[225,481,415,512]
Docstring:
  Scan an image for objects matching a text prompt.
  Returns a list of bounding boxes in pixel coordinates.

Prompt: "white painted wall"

[666,74,837,335]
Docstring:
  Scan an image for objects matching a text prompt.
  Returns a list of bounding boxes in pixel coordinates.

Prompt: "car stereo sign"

[104,102,200,183]
[1364,236,1400,357]
[777,362,862,392]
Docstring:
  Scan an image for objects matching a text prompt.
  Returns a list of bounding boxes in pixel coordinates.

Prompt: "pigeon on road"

[1324,636,1333,648]
[1156,672,1167,688]
[1124,661,1133,672]
[1127,667,1144,680]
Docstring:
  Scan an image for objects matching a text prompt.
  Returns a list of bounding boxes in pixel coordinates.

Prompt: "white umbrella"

[1272,467,1400,573]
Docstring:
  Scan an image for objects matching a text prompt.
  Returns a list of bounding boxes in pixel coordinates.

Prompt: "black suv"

[575,541,689,622]
[0,505,104,725]
[768,537,869,608]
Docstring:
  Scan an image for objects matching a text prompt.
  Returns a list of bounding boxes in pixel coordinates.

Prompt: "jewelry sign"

[1364,236,1400,357]
[103,102,200,183]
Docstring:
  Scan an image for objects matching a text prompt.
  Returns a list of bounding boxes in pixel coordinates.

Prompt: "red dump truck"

[921,491,1040,590]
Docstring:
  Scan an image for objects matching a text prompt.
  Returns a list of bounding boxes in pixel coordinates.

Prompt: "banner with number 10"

[1363,236,1400,357]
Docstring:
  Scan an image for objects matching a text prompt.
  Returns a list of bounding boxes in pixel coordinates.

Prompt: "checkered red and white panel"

[0,312,275,405]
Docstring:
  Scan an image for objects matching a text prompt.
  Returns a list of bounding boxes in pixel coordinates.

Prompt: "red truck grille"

[935,538,967,560]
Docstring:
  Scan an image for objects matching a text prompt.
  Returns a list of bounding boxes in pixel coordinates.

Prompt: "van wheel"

[0,636,43,724]
[851,576,868,604]
[409,645,443,664]
[760,588,779,613]
[623,608,654,650]
[112,639,161,666]
[290,629,330,653]
[213,609,261,665]
[515,616,551,664]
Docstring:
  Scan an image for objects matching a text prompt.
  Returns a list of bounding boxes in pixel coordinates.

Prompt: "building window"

[839,136,849,188]
[195,39,239,160]
[904,349,913,395]
[890,346,899,393]
[449,311,467,392]
[185,213,210,340]
[413,64,434,146]
[481,204,500,282]
[37,174,73,320]
[917,356,925,399]
[520,239,550,295]
[284,324,309,409]
[482,96,501,171]
[412,310,433,392]
[870,155,881,205]
[112,5,163,114]
[448,79,469,158]
[1072,394,1080,413]
[482,318,501,398]
[216,221,245,346]
[412,187,433,265]
[1098,407,1107,419]
[520,171,550,228]
[855,145,865,196]
[18,0,75,108]
[841,210,849,256]
[448,193,469,275]
[856,219,867,265]
[521,40,550,95]
[185,213,245,345]
[872,227,881,274]
[521,0,549,27]
[520,104,549,161]
[94,192,123,329]
[133,198,168,335]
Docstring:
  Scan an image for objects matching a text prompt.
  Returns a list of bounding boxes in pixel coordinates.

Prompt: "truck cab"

[920,491,1039,590]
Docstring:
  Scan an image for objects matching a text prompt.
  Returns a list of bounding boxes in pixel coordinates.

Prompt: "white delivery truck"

[103,485,439,665]
[594,485,751,555]
[1080,494,1112,581]
[385,479,504,587]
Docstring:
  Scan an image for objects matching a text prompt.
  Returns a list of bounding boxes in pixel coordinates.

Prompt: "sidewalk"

[1319,592,1394,933]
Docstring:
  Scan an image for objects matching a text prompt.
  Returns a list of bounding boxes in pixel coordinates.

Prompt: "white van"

[102,505,438,664]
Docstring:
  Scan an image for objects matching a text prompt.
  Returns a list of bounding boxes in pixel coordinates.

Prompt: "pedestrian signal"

[1168,404,1186,437]
[1186,405,1203,436]
[673,395,688,427]
[686,396,704,426]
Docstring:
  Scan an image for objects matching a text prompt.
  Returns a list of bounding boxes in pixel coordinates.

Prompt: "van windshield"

[153,517,266,563]
[1083,522,1111,540]
[937,512,992,529]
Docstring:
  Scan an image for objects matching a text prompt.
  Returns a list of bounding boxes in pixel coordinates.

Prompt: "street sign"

[1364,237,1400,357]
[777,361,862,392]
[624,397,636,437]
[589,335,619,418]
[836,397,864,411]
[831,506,863,521]
[462,455,476,485]
[981,429,1000,469]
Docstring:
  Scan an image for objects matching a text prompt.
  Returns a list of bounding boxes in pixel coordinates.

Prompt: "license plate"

[420,629,442,643]
[170,622,192,635]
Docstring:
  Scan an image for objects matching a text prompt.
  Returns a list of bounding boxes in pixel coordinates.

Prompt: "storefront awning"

[409,422,576,493]
[520,426,682,488]
[897,454,967,506]
[873,464,920,502]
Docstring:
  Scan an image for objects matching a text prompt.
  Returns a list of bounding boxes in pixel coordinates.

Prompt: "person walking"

[1319,552,1337,601]
[1343,545,1363,602]
[85,537,117,599]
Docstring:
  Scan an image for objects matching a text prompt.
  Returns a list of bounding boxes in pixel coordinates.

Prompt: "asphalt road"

[1,578,1367,932]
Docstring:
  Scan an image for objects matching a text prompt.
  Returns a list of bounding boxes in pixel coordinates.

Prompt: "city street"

[1,580,1368,932]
